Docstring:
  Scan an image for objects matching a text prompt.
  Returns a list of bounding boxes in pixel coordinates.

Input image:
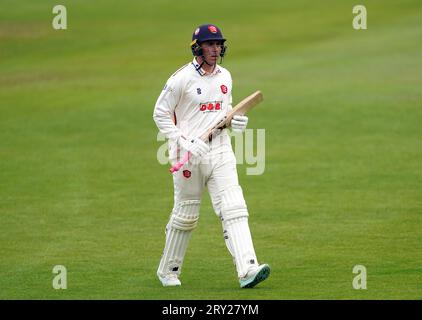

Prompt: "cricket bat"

[169,90,264,173]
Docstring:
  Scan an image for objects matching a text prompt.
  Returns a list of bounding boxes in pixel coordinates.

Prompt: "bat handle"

[169,152,191,173]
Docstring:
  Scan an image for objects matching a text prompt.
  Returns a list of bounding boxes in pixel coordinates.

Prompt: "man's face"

[200,41,223,65]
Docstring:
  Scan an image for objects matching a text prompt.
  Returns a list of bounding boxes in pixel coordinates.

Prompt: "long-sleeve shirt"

[153,58,233,161]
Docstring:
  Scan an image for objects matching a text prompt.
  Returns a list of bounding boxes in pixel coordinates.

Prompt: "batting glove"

[231,115,248,133]
[179,136,210,158]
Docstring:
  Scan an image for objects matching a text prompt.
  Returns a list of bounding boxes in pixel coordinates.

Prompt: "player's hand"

[179,136,210,158]
[231,115,248,133]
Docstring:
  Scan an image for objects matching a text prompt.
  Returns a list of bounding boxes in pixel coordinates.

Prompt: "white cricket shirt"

[153,58,233,160]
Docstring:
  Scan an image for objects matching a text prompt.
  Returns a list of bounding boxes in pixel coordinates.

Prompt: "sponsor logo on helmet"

[208,25,218,33]
[194,28,200,35]
[220,85,228,94]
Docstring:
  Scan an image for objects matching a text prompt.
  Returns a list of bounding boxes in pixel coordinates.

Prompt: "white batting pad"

[157,200,200,277]
[220,186,258,278]
[220,185,248,219]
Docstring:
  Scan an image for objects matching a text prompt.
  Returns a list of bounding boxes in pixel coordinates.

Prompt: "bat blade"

[228,90,263,120]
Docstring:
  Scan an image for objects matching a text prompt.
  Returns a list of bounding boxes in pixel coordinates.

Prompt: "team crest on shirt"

[220,85,228,94]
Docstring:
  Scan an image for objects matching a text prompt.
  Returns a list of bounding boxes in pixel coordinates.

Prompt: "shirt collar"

[191,58,220,76]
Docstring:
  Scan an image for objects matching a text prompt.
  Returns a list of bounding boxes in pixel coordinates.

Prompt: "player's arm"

[153,75,209,158]
[153,77,182,141]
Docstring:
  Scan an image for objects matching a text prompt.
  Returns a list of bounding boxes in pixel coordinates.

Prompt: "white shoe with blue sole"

[239,264,271,288]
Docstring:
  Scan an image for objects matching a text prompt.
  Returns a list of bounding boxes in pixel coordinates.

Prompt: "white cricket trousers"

[157,150,259,279]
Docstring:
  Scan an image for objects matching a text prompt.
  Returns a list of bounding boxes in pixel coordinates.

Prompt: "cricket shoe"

[239,264,271,288]
[157,273,181,287]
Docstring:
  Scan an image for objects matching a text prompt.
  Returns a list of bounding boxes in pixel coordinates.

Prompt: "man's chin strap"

[195,57,217,73]
[202,56,213,66]
[195,59,205,71]
[200,56,218,73]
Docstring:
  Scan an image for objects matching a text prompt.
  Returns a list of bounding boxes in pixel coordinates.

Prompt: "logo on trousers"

[183,170,191,178]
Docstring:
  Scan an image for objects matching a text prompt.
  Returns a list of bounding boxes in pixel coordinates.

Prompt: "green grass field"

[1,0,422,299]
